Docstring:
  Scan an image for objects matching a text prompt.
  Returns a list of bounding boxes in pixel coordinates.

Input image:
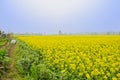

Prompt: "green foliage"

[0,49,6,60]
[0,48,10,77]
[15,41,54,80]
[29,64,53,80]
[0,38,7,46]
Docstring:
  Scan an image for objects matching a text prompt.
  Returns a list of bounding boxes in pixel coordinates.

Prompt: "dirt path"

[1,43,17,80]
[8,44,16,70]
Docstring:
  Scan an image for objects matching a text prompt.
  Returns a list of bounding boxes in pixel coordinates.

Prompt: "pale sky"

[0,0,120,34]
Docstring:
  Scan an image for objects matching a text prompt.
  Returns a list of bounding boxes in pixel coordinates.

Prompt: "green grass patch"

[15,40,54,80]
[0,39,7,46]
[0,48,10,78]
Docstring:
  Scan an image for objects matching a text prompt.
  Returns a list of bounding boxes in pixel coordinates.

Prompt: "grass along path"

[2,43,23,80]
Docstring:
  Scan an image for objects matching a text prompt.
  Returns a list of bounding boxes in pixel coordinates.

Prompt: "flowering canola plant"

[18,35,120,80]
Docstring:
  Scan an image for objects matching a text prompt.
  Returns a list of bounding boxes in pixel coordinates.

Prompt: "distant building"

[59,30,62,35]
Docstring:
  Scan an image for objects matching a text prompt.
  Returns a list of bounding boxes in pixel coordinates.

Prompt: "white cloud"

[9,0,103,20]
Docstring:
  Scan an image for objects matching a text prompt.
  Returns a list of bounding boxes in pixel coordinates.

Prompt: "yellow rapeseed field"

[18,35,120,80]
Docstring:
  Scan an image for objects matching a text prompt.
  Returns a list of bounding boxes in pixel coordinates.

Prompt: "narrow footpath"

[2,43,22,80]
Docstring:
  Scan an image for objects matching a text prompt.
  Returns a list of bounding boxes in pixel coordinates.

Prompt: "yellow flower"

[61,69,66,73]
[79,72,83,76]
[112,77,117,80]
[103,75,107,79]
[91,69,100,76]
[81,64,85,69]
[106,72,111,77]
[110,68,115,73]
[70,64,76,70]
[117,73,120,78]
[86,73,90,79]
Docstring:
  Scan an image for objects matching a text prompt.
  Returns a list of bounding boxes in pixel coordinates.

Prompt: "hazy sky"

[0,0,120,34]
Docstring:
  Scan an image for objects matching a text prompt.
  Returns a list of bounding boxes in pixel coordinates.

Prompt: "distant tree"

[0,30,1,34]
[0,30,2,36]
[0,30,5,38]
[119,32,120,35]
[107,32,111,35]
[0,30,1,37]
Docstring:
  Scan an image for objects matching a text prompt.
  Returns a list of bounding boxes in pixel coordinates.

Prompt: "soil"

[8,44,16,70]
